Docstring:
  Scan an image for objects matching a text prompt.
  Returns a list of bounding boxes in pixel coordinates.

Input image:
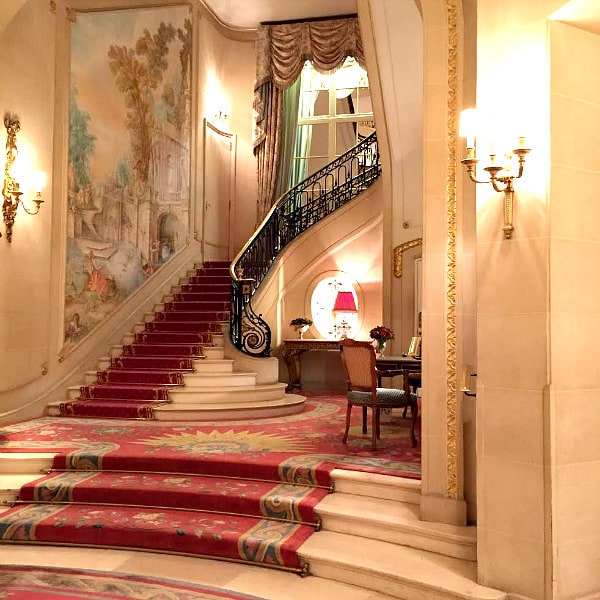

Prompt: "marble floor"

[0,544,397,600]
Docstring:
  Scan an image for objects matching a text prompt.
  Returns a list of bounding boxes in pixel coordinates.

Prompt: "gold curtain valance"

[255,16,365,91]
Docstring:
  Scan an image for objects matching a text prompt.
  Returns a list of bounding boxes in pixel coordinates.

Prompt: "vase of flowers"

[369,325,395,357]
[290,317,313,339]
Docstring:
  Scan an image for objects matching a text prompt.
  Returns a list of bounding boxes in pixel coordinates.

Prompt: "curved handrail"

[229,131,381,356]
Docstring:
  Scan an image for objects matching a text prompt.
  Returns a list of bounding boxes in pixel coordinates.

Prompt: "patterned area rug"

[0,392,421,480]
[0,565,267,599]
[0,392,420,572]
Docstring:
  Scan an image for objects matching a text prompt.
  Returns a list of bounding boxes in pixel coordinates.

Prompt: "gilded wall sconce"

[2,112,45,242]
[459,109,531,240]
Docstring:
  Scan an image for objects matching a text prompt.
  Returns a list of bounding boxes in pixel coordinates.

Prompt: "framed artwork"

[63,5,192,351]
[407,336,422,357]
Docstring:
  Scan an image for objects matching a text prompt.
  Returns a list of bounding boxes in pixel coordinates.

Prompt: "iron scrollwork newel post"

[230,265,272,356]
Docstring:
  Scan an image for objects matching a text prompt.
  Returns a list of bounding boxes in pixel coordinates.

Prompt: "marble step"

[330,470,421,504]
[0,453,55,509]
[168,382,288,404]
[0,475,43,508]
[181,371,258,388]
[198,346,225,361]
[315,492,476,561]
[0,453,55,475]
[299,531,506,600]
[153,393,306,421]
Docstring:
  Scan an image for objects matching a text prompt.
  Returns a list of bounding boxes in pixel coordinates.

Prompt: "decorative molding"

[445,0,459,499]
[50,0,57,13]
[393,238,422,278]
[66,7,76,22]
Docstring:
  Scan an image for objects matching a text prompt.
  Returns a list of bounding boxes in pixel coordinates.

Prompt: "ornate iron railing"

[230,131,381,356]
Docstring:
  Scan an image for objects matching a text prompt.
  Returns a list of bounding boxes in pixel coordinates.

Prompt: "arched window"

[310,272,360,339]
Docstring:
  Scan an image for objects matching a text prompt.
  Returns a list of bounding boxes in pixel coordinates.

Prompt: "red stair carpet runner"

[0,452,328,574]
[59,261,231,419]
[0,393,421,574]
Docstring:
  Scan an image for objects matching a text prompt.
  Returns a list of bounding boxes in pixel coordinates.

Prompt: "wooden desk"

[376,355,422,387]
[282,338,341,391]
[376,355,422,372]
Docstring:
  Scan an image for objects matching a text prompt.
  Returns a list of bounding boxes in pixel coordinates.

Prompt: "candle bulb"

[518,136,526,149]
[33,171,46,195]
[459,109,478,150]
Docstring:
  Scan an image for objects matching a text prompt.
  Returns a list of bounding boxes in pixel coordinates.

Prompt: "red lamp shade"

[332,291,357,313]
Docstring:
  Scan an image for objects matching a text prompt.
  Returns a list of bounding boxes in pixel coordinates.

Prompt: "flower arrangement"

[369,325,395,342]
[290,317,313,327]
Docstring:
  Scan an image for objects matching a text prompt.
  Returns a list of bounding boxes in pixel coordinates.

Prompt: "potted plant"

[290,317,313,339]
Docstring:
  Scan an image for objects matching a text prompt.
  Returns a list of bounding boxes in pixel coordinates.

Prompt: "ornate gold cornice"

[445,0,459,499]
[393,238,423,278]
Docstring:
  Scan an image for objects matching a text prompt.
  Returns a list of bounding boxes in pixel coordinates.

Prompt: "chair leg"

[371,407,378,450]
[342,403,352,444]
[409,397,418,448]
[362,406,367,434]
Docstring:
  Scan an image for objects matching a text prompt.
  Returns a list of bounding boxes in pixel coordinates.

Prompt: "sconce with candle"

[459,109,531,240]
[2,112,45,242]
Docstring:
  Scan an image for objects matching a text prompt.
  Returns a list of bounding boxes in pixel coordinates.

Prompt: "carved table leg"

[282,348,306,392]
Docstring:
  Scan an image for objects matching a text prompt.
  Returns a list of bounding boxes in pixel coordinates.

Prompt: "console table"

[375,355,422,372]
[375,355,422,387]
[281,338,341,391]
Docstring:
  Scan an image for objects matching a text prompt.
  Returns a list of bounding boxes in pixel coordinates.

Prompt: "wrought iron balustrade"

[229,131,381,356]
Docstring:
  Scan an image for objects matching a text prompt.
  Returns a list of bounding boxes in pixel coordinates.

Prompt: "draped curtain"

[252,16,365,225]
[273,79,301,202]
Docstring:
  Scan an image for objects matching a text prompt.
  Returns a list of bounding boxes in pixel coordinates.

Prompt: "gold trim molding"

[393,238,423,278]
[445,0,459,499]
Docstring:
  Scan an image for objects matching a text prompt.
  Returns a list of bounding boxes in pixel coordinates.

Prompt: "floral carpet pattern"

[0,392,420,573]
[0,565,268,599]
[0,392,421,480]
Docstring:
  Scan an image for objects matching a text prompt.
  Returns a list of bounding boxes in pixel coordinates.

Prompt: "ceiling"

[203,0,357,29]
[4,1,600,45]
[0,0,357,34]
[550,0,600,36]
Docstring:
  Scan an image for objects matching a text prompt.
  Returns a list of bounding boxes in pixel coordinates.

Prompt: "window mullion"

[329,81,336,163]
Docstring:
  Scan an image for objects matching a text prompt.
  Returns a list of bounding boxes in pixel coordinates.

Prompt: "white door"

[202,119,236,262]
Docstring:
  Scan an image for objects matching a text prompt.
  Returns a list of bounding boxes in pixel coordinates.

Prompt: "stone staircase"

[47,262,305,421]
[0,453,505,600]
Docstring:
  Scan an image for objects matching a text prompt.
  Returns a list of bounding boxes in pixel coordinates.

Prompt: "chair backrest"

[339,338,378,392]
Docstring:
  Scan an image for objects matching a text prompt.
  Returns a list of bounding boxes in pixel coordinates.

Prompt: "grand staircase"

[0,453,505,600]
[47,261,305,421]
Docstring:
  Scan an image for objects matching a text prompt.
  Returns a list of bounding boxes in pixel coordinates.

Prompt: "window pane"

[313,89,329,116]
[357,87,372,114]
[336,122,357,155]
[336,94,355,116]
[293,125,312,160]
[307,123,329,156]
[307,156,328,175]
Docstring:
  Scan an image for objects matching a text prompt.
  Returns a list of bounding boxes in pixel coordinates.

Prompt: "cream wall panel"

[551,165,600,241]
[0,1,55,392]
[196,17,256,255]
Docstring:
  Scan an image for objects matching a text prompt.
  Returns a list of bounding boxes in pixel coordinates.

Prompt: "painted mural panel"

[64,6,192,351]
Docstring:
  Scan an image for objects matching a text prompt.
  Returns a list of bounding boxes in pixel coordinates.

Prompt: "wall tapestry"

[63,5,192,351]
